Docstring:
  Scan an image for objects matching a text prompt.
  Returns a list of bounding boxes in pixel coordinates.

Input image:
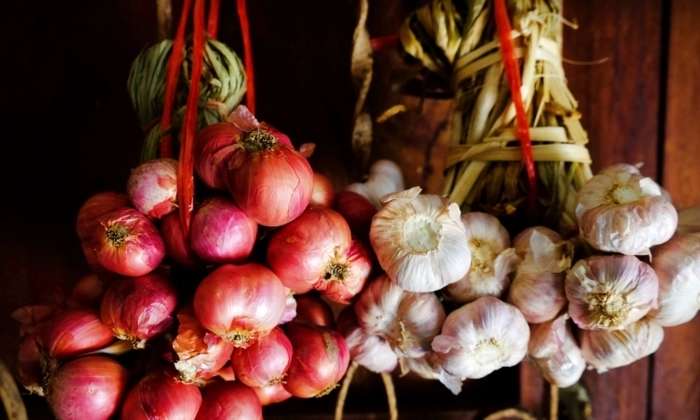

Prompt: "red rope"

[160,0,193,158]
[493,0,537,212]
[207,0,220,38]
[370,34,399,52]
[178,0,206,237]
[237,0,255,115]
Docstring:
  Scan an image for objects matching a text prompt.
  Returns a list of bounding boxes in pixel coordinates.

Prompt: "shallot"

[126,158,178,219]
[195,381,263,420]
[121,369,202,419]
[232,326,293,388]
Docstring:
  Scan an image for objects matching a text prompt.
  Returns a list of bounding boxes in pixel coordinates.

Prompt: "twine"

[334,362,399,420]
[0,357,27,420]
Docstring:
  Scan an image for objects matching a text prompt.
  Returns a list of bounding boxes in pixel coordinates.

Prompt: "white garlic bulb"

[648,233,700,326]
[369,187,471,292]
[575,166,677,255]
[401,352,463,395]
[337,306,398,373]
[528,314,586,388]
[565,255,658,330]
[346,159,405,209]
[432,296,529,380]
[443,212,518,303]
[507,227,572,323]
[580,317,664,373]
[354,274,445,358]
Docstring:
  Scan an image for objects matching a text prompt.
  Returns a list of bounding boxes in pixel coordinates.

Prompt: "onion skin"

[193,263,287,348]
[17,335,44,396]
[160,213,203,270]
[40,308,115,361]
[267,206,353,294]
[91,208,165,277]
[253,382,292,406]
[311,171,335,207]
[294,294,336,328]
[195,381,262,420]
[333,191,377,243]
[232,327,293,388]
[190,196,258,264]
[100,272,178,348]
[127,158,178,219]
[283,322,350,398]
[76,192,130,241]
[314,239,372,304]
[121,369,202,420]
[46,356,129,420]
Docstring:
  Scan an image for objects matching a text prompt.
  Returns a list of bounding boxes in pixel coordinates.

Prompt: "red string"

[207,0,220,38]
[160,0,193,158]
[493,0,537,212]
[178,0,206,237]
[370,34,399,52]
[237,0,255,115]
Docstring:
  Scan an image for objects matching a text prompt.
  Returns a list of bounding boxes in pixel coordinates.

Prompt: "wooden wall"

[2,0,700,419]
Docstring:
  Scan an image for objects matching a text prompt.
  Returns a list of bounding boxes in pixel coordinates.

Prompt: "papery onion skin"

[253,382,293,406]
[76,192,130,242]
[194,122,240,190]
[336,306,397,373]
[227,128,314,227]
[40,308,115,361]
[195,381,263,420]
[17,335,44,396]
[313,239,372,304]
[121,369,202,420]
[293,294,336,328]
[193,263,287,347]
[160,213,203,270]
[283,322,350,398]
[127,158,178,219]
[232,327,293,388]
[311,171,335,207]
[46,356,129,420]
[279,289,298,324]
[333,191,377,243]
[91,208,165,276]
[70,273,108,308]
[100,272,178,348]
[190,196,258,264]
[267,206,352,294]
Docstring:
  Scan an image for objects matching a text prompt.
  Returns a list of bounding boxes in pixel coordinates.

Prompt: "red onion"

[100,272,178,348]
[225,106,314,227]
[190,196,258,264]
[195,381,262,420]
[311,171,335,207]
[45,356,129,420]
[17,335,44,396]
[127,158,178,219]
[70,273,108,308]
[232,327,293,388]
[173,306,235,383]
[283,322,350,398]
[294,294,335,328]
[193,263,287,347]
[76,192,130,241]
[90,208,165,276]
[253,382,292,406]
[314,239,372,304]
[332,191,377,242]
[121,369,202,420]
[160,213,203,270]
[267,206,353,294]
[40,308,114,362]
[336,306,398,374]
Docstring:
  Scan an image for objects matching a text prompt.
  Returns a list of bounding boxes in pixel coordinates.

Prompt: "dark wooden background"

[2,1,699,419]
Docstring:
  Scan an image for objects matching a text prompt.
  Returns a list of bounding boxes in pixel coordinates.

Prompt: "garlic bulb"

[401,352,463,395]
[528,314,586,387]
[443,212,518,303]
[369,187,471,292]
[580,317,664,373]
[575,166,677,255]
[354,274,445,358]
[507,227,572,323]
[648,233,700,326]
[565,255,658,330]
[432,297,529,380]
[346,159,404,209]
[337,306,398,374]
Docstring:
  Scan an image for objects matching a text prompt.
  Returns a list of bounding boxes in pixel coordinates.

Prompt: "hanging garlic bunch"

[336,306,398,374]
[507,227,572,323]
[580,317,664,373]
[575,165,677,255]
[369,187,471,292]
[401,352,463,395]
[354,274,446,358]
[565,255,659,330]
[443,213,518,303]
[528,314,586,388]
[648,233,700,326]
[432,297,529,381]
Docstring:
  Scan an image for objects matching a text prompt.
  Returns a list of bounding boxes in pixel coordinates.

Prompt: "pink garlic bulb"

[528,314,586,387]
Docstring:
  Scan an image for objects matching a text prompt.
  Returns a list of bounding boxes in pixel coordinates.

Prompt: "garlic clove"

[432,296,529,380]
[580,317,664,373]
[575,167,677,256]
[369,188,471,293]
[565,255,659,330]
[528,314,586,388]
[648,233,700,326]
[443,212,517,304]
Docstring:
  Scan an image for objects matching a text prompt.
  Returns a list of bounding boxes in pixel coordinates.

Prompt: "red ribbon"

[370,34,399,52]
[237,0,255,115]
[207,0,220,38]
